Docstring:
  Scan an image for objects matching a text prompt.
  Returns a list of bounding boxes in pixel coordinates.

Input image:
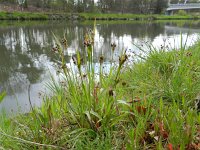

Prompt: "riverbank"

[0,11,200,20]
[80,13,200,20]
[0,27,200,149]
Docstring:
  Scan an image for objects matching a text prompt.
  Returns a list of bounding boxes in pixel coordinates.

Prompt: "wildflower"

[56,44,60,49]
[61,38,67,48]
[84,40,90,47]
[186,51,192,57]
[111,42,117,52]
[52,47,58,52]
[119,54,128,67]
[83,33,92,47]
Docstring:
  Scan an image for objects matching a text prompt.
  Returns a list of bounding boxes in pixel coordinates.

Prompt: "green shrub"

[176,10,187,16]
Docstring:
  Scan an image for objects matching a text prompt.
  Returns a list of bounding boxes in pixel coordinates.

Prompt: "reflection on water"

[0,20,199,115]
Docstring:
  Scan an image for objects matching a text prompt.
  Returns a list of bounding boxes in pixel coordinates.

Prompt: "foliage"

[0,11,198,21]
[0,91,6,103]
[0,12,49,20]
[176,10,188,16]
[0,0,168,14]
[123,41,200,104]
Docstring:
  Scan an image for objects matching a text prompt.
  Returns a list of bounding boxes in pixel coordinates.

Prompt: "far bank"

[0,12,200,20]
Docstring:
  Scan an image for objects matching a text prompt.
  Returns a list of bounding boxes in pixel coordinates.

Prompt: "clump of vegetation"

[0,11,199,21]
[124,44,200,103]
[0,11,49,20]
[176,10,188,16]
[0,23,200,149]
[79,13,198,20]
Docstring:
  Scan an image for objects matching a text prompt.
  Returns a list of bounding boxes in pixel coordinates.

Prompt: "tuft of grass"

[122,42,200,105]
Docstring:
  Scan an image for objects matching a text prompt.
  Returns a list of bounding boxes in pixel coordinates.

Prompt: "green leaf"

[117,100,130,106]
[0,91,6,103]
[85,111,92,124]
[90,110,102,120]
[77,50,81,69]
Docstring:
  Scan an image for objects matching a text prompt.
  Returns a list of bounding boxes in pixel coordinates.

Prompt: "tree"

[0,0,170,13]
[17,0,26,11]
[154,0,168,14]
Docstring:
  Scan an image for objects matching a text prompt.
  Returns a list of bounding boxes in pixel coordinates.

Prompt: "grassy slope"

[123,44,200,102]
[0,36,200,149]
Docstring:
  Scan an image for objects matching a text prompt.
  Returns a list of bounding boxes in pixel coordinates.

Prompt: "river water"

[0,20,199,115]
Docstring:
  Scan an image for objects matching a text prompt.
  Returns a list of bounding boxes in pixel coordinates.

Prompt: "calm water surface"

[0,20,199,115]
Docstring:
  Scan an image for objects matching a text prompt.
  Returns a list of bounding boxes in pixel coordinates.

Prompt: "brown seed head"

[111,42,117,51]
[119,54,128,66]
[108,88,114,97]
[61,38,68,48]
[122,81,126,86]
[99,56,104,64]
[52,47,58,52]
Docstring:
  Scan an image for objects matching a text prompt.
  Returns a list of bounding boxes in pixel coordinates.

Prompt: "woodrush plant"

[24,22,133,149]
[50,23,129,132]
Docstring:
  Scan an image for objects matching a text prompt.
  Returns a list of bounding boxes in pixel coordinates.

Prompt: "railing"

[169,3,200,7]
[167,3,200,11]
